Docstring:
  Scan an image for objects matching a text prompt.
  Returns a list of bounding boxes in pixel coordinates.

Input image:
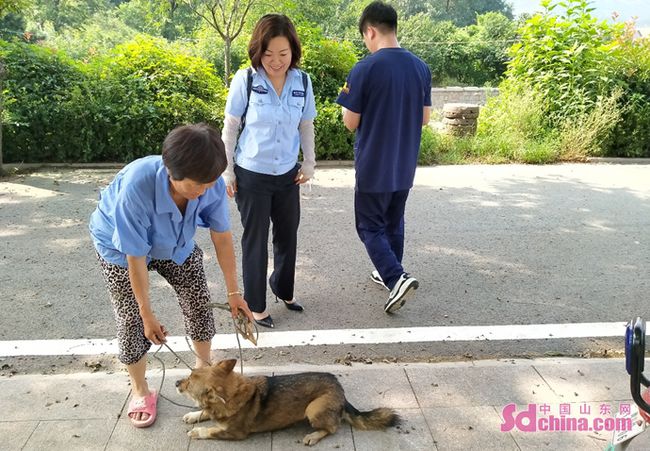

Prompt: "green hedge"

[2,36,227,163]
[2,35,359,163]
[88,36,227,161]
[1,41,89,162]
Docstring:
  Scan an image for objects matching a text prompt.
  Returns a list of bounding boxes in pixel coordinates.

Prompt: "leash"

[151,302,259,408]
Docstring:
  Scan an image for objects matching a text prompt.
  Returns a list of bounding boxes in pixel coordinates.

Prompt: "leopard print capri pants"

[96,245,216,365]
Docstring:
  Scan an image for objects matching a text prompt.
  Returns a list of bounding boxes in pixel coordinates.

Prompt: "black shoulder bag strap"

[300,70,308,115]
[240,67,254,132]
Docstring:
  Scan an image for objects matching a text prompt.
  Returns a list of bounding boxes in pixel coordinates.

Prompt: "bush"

[558,90,623,160]
[478,0,650,159]
[418,126,439,165]
[88,35,227,161]
[506,0,623,121]
[2,36,227,163]
[300,27,358,100]
[1,40,89,162]
[46,11,139,60]
[300,28,358,160]
[603,35,650,157]
[314,99,354,160]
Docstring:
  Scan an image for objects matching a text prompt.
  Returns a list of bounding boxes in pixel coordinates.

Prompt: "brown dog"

[175,359,400,445]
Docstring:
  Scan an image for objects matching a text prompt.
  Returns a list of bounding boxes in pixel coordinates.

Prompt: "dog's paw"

[183,411,203,424]
[302,431,327,446]
[187,427,208,439]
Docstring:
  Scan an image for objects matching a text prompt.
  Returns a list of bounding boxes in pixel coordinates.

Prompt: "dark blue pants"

[235,165,300,313]
[354,190,410,290]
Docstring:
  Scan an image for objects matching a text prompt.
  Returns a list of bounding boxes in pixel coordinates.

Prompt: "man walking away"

[336,1,432,313]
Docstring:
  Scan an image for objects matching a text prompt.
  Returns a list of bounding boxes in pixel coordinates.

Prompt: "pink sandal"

[127,389,158,428]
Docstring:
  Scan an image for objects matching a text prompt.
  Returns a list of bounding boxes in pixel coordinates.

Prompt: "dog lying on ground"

[176,358,400,445]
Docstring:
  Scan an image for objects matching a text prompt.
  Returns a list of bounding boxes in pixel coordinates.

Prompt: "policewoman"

[221,14,317,329]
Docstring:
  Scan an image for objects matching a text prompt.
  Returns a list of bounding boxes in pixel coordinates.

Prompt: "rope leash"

[150,302,259,408]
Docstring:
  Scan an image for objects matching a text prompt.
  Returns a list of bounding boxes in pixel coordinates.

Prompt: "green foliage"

[420,89,561,165]
[87,35,227,161]
[0,11,26,40]
[506,0,623,120]
[602,35,650,157]
[496,0,650,157]
[188,22,248,81]
[1,40,89,162]
[300,26,358,100]
[425,0,513,27]
[0,0,32,17]
[400,15,453,85]
[27,0,112,31]
[314,100,354,160]
[184,0,256,83]
[400,12,516,86]
[418,126,440,165]
[467,12,517,85]
[262,0,340,31]
[557,89,623,159]
[116,0,199,40]
[1,37,227,163]
[47,11,138,59]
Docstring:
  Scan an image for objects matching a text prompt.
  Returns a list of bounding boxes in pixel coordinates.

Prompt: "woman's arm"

[221,114,241,197]
[126,255,167,345]
[297,119,315,184]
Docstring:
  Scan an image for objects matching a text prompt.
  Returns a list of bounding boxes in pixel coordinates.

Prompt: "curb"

[3,158,649,175]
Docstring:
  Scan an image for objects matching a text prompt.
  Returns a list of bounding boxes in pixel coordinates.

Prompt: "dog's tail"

[342,401,401,430]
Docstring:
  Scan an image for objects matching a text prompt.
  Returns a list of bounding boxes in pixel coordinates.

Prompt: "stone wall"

[430,87,499,111]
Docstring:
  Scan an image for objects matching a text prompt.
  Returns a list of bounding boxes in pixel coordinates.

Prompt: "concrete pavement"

[1,357,648,450]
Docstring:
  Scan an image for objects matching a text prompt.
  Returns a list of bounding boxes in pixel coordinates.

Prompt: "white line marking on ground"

[0,322,628,357]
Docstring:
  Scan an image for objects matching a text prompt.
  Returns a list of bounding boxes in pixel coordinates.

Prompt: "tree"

[428,0,513,26]
[28,0,112,32]
[0,0,30,15]
[184,0,256,84]
[117,0,199,40]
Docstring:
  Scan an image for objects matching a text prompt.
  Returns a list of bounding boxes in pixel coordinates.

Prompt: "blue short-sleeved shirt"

[225,67,317,176]
[89,156,231,267]
[336,48,432,193]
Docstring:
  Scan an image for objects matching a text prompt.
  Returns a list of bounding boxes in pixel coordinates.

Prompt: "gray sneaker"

[370,270,387,289]
[384,273,418,313]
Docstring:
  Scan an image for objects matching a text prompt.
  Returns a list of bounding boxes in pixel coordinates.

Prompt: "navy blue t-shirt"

[336,48,431,193]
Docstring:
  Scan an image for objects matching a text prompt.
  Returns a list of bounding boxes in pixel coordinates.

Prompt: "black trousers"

[234,164,300,313]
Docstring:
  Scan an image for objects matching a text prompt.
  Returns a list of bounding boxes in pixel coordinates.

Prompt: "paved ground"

[1,164,649,373]
[2,163,650,449]
[1,358,649,450]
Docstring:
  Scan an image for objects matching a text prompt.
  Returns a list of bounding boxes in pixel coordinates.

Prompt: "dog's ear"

[204,387,226,404]
[224,380,256,416]
[216,359,237,374]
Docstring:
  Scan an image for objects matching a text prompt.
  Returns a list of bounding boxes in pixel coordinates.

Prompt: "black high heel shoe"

[254,315,275,329]
[276,296,304,312]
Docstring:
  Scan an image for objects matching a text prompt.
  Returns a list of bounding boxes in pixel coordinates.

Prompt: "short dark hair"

[162,123,226,183]
[358,1,398,36]
[249,14,301,70]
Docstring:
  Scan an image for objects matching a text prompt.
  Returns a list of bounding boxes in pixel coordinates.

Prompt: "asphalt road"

[1,163,648,374]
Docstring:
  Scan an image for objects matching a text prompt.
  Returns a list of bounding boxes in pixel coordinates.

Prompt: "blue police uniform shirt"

[89,156,231,267]
[336,48,432,193]
[225,67,317,176]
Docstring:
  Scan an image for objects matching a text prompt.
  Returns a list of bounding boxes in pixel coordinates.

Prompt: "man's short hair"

[358,1,398,36]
